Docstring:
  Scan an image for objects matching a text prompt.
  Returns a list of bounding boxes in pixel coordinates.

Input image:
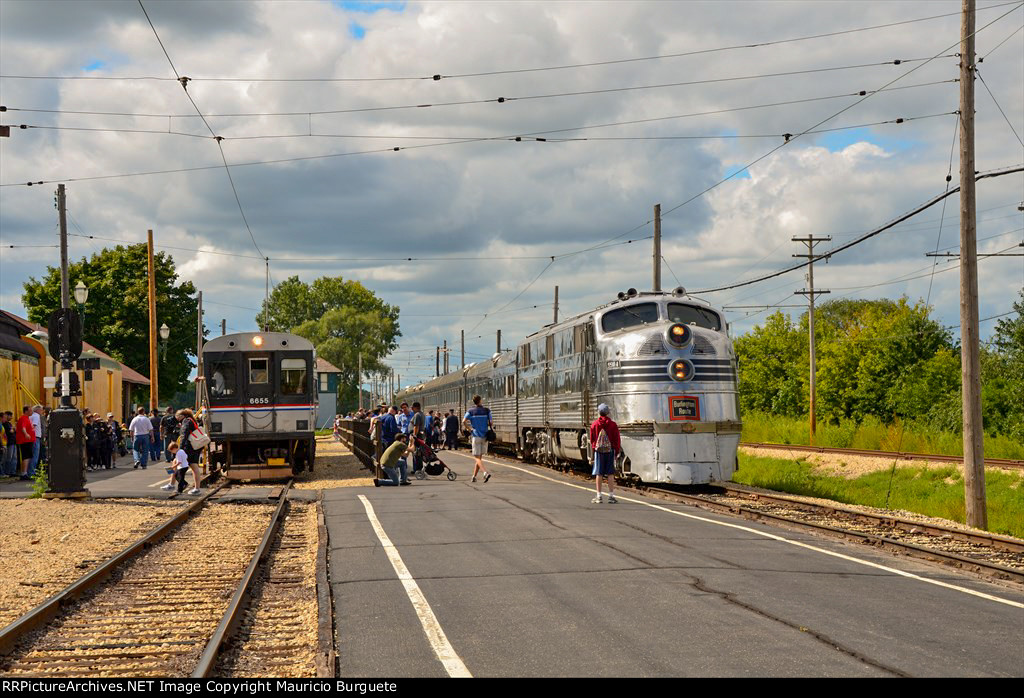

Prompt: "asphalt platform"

[325,448,1024,678]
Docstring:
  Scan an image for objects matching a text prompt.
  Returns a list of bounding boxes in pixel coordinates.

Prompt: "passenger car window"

[600,303,659,333]
[668,303,721,331]
[281,358,307,395]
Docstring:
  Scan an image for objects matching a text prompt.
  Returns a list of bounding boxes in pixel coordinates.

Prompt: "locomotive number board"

[668,395,700,421]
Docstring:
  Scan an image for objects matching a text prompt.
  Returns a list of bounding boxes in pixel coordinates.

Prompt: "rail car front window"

[210,360,236,397]
[249,358,269,384]
[281,358,308,396]
[668,303,721,331]
[601,303,659,333]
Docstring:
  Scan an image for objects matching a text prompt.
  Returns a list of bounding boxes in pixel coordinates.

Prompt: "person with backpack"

[176,408,204,494]
[463,395,493,483]
[588,403,621,504]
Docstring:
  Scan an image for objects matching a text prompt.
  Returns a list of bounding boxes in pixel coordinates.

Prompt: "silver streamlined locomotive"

[397,289,741,485]
[202,332,317,479]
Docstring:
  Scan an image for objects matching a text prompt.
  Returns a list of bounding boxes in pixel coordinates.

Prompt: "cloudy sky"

[1,0,1022,386]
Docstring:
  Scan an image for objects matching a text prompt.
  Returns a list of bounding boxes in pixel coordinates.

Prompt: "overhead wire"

[4,4,1014,83]
[926,112,961,308]
[976,69,1024,149]
[0,79,957,188]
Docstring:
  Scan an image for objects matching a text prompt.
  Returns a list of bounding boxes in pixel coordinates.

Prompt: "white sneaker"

[160,483,174,491]
[592,496,603,504]
[188,488,201,495]
[608,495,618,504]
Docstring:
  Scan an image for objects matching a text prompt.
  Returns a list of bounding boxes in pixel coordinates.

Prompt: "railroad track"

[0,482,332,678]
[740,442,1024,469]
[642,482,1024,585]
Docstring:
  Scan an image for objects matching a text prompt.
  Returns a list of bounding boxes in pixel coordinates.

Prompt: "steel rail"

[0,484,226,656]
[642,484,1024,585]
[191,481,293,677]
[740,442,1023,469]
[719,482,1024,553]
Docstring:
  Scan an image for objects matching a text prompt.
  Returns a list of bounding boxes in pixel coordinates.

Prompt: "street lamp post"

[159,323,170,362]
[73,281,88,326]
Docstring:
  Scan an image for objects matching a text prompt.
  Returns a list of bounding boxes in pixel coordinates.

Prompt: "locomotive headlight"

[667,323,691,347]
[252,335,264,347]
[669,359,694,382]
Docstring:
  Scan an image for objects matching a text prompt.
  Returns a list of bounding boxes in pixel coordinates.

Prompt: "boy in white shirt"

[166,442,200,495]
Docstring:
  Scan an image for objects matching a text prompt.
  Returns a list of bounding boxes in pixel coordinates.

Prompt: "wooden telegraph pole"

[58,185,70,308]
[553,286,559,324]
[357,352,362,412]
[460,330,465,370]
[195,291,203,412]
[147,230,158,410]
[653,203,662,292]
[793,235,831,444]
[959,0,987,529]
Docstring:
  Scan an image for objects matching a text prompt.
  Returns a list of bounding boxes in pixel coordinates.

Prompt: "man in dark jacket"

[160,407,179,462]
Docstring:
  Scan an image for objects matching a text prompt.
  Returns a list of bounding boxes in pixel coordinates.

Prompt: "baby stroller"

[412,437,457,481]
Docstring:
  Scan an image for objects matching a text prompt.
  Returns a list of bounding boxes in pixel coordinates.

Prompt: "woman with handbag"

[176,408,205,494]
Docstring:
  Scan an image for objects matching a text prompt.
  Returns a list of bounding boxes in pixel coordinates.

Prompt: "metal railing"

[336,419,377,472]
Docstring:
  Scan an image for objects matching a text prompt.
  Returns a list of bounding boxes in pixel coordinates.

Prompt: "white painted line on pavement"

[476,456,1024,610]
[357,494,473,678]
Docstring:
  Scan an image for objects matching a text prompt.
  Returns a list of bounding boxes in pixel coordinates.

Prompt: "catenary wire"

[4,4,1014,83]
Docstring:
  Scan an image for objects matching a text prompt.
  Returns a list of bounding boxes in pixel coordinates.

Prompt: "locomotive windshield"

[601,302,659,333]
[668,303,721,331]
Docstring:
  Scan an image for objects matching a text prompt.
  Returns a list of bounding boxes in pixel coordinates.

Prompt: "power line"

[926,112,961,308]
[690,164,1024,295]
[5,4,1014,84]
[1,79,955,188]
[976,69,1024,148]
[137,0,265,262]
[7,112,954,144]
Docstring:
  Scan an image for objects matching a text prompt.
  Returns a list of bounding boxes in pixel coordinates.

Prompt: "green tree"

[734,311,806,417]
[22,244,201,401]
[981,290,1024,440]
[258,276,401,409]
[258,276,400,333]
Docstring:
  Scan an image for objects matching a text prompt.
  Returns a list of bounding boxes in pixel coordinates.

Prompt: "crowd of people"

[335,397,623,503]
[0,403,206,495]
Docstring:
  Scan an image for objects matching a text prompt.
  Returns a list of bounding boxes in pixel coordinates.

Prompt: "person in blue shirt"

[380,406,399,447]
[396,402,411,435]
[463,394,493,483]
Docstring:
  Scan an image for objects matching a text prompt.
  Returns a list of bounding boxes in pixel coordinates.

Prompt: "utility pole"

[263,258,270,331]
[460,330,465,370]
[357,352,362,412]
[443,340,448,373]
[497,329,502,356]
[553,286,559,324]
[58,184,69,308]
[221,319,226,336]
[196,291,203,412]
[147,230,158,410]
[653,203,662,293]
[436,346,440,378]
[959,0,987,530]
[793,235,831,445]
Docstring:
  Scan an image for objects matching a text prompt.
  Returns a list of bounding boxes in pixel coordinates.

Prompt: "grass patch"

[741,411,1024,460]
[733,452,1024,538]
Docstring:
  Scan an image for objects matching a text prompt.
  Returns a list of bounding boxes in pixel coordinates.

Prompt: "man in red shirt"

[15,405,35,481]
[588,403,621,504]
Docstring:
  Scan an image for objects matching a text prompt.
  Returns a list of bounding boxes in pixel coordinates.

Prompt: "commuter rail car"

[202,332,317,479]
[398,289,741,485]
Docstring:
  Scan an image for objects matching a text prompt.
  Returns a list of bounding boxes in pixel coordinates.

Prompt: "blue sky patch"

[334,1,405,12]
[349,21,366,39]
[83,60,105,72]
[817,127,916,153]
[723,164,752,180]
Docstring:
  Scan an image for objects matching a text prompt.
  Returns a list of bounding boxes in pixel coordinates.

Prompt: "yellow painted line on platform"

[357,494,473,678]
[477,456,1024,610]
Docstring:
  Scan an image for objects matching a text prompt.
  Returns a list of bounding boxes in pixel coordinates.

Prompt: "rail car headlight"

[667,323,691,347]
[252,335,264,347]
[669,359,694,382]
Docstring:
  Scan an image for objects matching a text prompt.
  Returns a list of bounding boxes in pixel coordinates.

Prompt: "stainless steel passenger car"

[202,332,317,478]
[397,290,741,484]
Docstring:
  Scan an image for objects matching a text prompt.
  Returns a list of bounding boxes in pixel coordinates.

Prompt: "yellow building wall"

[0,354,42,411]
[0,355,14,413]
